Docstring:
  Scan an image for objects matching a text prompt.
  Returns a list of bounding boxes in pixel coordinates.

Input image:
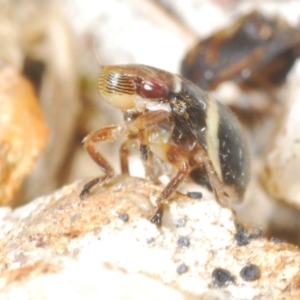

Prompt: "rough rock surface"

[0,176,300,299]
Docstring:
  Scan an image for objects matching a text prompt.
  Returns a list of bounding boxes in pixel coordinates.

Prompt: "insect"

[80,64,250,225]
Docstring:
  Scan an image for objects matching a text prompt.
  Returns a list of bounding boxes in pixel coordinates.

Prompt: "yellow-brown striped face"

[98,65,172,112]
[99,66,137,110]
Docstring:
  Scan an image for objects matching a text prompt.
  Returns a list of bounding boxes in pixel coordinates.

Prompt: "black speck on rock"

[176,263,188,274]
[240,264,260,281]
[212,268,234,287]
[119,212,129,222]
[177,236,190,248]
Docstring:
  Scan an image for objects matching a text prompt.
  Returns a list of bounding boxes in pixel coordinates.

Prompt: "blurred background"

[1,0,300,244]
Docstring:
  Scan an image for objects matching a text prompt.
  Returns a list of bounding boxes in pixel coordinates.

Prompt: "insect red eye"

[138,79,169,99]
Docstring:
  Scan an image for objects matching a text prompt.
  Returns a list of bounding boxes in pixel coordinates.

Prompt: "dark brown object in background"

[181,11,300,92]
[22,57,45,91]
[266,200,300,246]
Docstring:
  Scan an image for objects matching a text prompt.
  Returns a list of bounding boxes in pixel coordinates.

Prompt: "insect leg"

[80,125,124,199]
[149,143,190,225]
[130,110,171,129]
[191,146,231,209]
[120,110,170,174]
[131,110,173,184]
[138,130,149,161]
[120,139,140,174]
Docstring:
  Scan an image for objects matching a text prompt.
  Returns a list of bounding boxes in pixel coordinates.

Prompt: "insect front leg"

[119,139,140,174]
[80,125,125,199]
[130,110,173,183]
[120,110,171,174]
[148,143,190,225]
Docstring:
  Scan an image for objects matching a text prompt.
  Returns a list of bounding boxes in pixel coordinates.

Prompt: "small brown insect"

[80,64,250,225]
